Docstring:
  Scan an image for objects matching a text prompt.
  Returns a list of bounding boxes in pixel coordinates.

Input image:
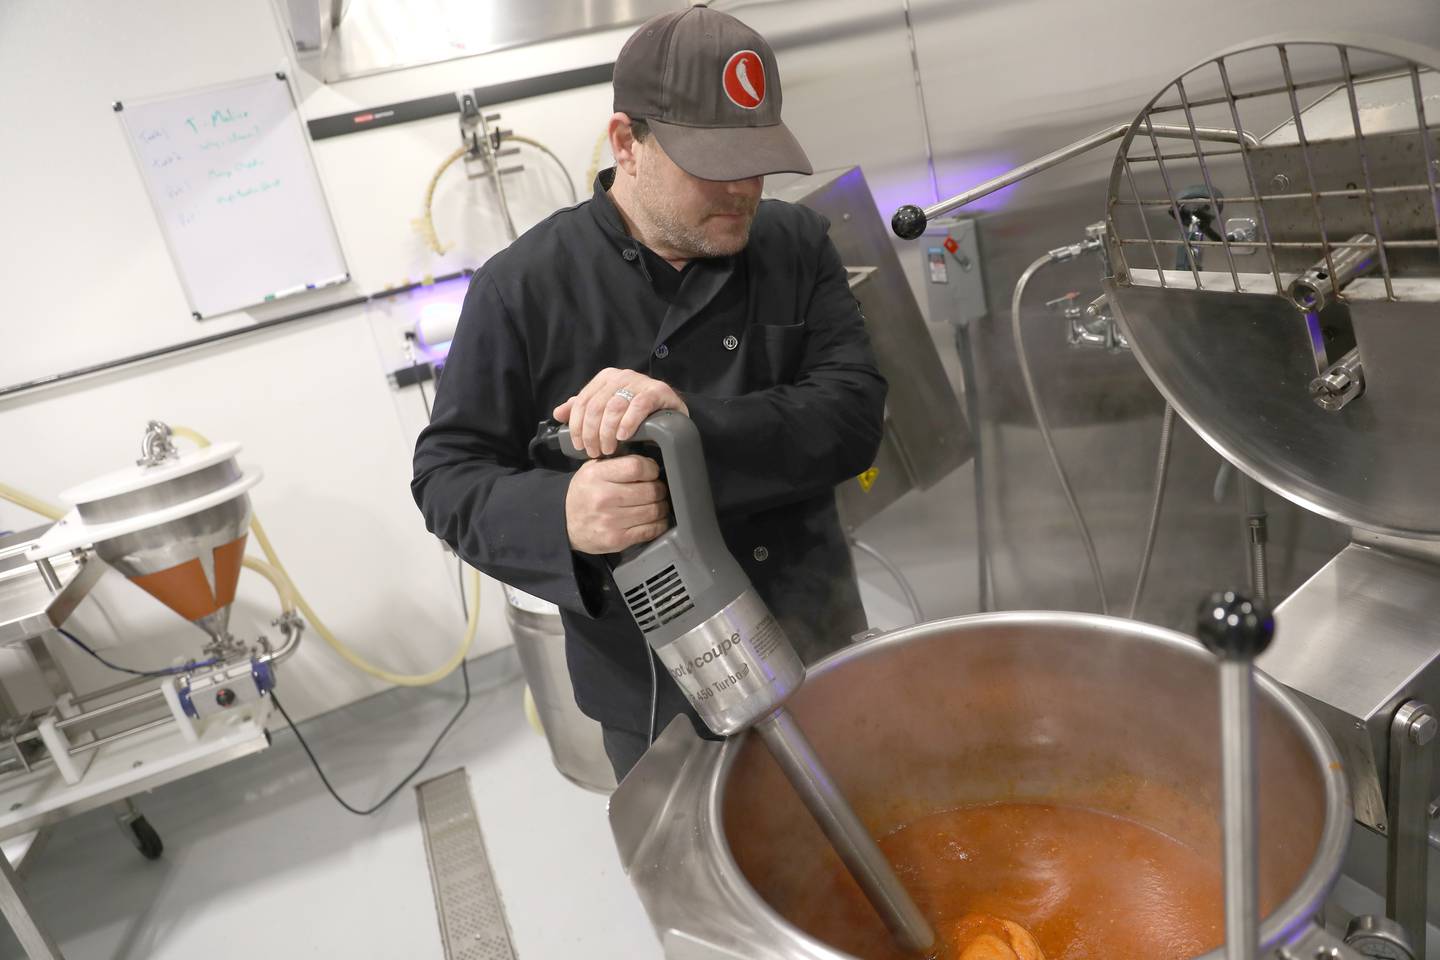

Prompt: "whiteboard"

[117,73,349,319]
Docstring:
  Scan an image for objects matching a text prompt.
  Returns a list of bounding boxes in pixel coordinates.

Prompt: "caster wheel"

[126,815,164,860]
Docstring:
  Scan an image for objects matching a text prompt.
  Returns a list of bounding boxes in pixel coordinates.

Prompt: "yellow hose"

[418,134,582,257]
[584,128,610,189]
[172,426,479,687]
[0,483,63,521]
[414,145,469,257]
[241,556,297,614]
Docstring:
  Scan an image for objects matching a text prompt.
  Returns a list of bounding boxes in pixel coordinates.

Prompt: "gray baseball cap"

[612,4,812,182]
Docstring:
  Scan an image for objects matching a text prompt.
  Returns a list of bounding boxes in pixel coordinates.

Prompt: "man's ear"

[609,112,641,177]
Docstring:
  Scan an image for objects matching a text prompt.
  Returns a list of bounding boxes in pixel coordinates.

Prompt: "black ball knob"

[891,204,928,240]
[1196,590,1274,661]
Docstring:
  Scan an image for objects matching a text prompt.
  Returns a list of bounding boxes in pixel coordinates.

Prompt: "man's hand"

[554,368,689,458]
[566,456,671,555]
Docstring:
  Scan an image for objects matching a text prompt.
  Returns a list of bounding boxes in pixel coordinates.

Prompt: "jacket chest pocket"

[744,322,806,387]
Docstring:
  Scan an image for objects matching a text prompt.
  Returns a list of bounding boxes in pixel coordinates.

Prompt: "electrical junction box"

[923,218,987,326]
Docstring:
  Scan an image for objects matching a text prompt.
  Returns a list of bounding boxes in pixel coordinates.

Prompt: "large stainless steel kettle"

[609,612,1351,959]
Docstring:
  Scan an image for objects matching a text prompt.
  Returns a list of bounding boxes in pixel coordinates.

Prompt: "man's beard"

[634,169,756,258]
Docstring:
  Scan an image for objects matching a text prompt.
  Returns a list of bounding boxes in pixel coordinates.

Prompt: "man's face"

[631,134,763,259]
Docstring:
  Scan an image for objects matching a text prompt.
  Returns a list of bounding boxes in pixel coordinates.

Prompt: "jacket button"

[753,546,769,562]
[622,248,638,261]
[723,335,739,351]
[654,343,670,359]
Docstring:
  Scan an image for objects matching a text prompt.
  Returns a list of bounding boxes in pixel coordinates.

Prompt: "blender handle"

[1196,590,1275,960]
[531,411,727,555]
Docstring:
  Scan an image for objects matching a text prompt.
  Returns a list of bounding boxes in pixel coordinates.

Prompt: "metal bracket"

[1311,347,1365,412]
[135,420,179,467]
[844,266,879,290]
[453,98,519,241]
[1386,700,1435,959]
[1277,922,1373,960]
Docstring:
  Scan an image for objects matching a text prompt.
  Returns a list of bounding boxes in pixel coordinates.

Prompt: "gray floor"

[0,651,662,960]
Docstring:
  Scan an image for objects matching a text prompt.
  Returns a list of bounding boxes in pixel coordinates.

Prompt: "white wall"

[0,0,632,721]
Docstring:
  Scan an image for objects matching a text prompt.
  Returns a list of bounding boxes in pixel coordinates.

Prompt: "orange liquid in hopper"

[788,803,1224,960]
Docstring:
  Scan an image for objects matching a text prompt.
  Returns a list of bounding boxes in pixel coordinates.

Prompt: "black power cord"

[267,347,474,816]
[58,627,218,677]
[645,641,658,746]
[413,356,434,420]
[271,657,470,817]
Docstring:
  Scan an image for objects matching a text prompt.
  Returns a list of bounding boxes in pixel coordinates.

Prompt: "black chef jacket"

[412,169,887,737]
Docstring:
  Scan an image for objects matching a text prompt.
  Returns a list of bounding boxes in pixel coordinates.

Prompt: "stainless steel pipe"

[754,708,935,954]
[1198,593,1274,960]
[1218,659,1260,960]
[1288,233,1380,312]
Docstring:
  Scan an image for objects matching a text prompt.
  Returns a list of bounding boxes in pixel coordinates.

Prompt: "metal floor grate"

[416,769,518,960]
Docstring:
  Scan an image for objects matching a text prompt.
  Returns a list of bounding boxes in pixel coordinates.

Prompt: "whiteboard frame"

[115,70,351,320]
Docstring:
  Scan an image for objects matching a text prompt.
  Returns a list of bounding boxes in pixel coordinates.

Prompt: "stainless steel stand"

[0,850,61,960]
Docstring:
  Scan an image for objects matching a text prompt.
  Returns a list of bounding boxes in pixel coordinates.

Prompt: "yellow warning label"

[857,467,879,493]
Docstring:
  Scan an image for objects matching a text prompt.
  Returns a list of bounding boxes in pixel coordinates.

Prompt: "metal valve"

[1345,915,1415,960]
[1045,291,1083,319]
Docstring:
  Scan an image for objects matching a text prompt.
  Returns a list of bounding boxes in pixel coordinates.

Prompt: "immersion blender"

[535,411,935,954]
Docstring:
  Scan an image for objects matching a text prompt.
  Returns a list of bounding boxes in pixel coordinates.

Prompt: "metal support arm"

[892,123,1260,239]
[1387,700,1435,959]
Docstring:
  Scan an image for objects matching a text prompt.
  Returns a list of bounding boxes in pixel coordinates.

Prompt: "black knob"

[215,687,237,708]
[891,204,928,240]
[1196,591,1274,661]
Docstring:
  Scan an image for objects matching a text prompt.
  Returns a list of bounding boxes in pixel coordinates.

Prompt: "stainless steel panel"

[1108,283,1440,539]
[1245,133,1440,277]
[835,426,911,533]
[1264,542,1440,836]
[770,166,973,528]
[324,0,677,82]
[1264,70,1440,145]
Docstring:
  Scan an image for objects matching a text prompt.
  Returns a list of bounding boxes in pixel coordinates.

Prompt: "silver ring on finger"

[614,388,637,402]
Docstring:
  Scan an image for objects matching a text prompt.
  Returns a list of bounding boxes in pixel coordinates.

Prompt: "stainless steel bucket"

[610,612,1351,959]
[504,586,616,794]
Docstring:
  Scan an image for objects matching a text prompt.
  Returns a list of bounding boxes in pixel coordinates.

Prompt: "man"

[412,3,885,780]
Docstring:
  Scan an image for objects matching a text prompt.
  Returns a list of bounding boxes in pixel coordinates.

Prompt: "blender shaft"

[754,708,935,954]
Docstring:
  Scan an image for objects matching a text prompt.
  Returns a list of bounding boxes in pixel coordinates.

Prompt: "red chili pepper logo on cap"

[723,51,766,110]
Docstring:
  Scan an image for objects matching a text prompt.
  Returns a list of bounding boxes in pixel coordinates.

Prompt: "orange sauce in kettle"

[788,802,1225,960]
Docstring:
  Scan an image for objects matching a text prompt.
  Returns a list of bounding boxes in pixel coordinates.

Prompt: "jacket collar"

[589,168,738,345]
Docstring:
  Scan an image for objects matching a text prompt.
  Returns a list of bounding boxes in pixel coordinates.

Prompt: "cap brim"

[647,119,813,181]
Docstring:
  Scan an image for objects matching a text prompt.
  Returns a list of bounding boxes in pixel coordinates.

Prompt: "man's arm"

[684,233,887,516]
[412,273,607,615]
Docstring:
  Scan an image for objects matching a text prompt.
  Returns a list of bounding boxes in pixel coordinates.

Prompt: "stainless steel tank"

[609,612,1350,959]
[504,586,616,794]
